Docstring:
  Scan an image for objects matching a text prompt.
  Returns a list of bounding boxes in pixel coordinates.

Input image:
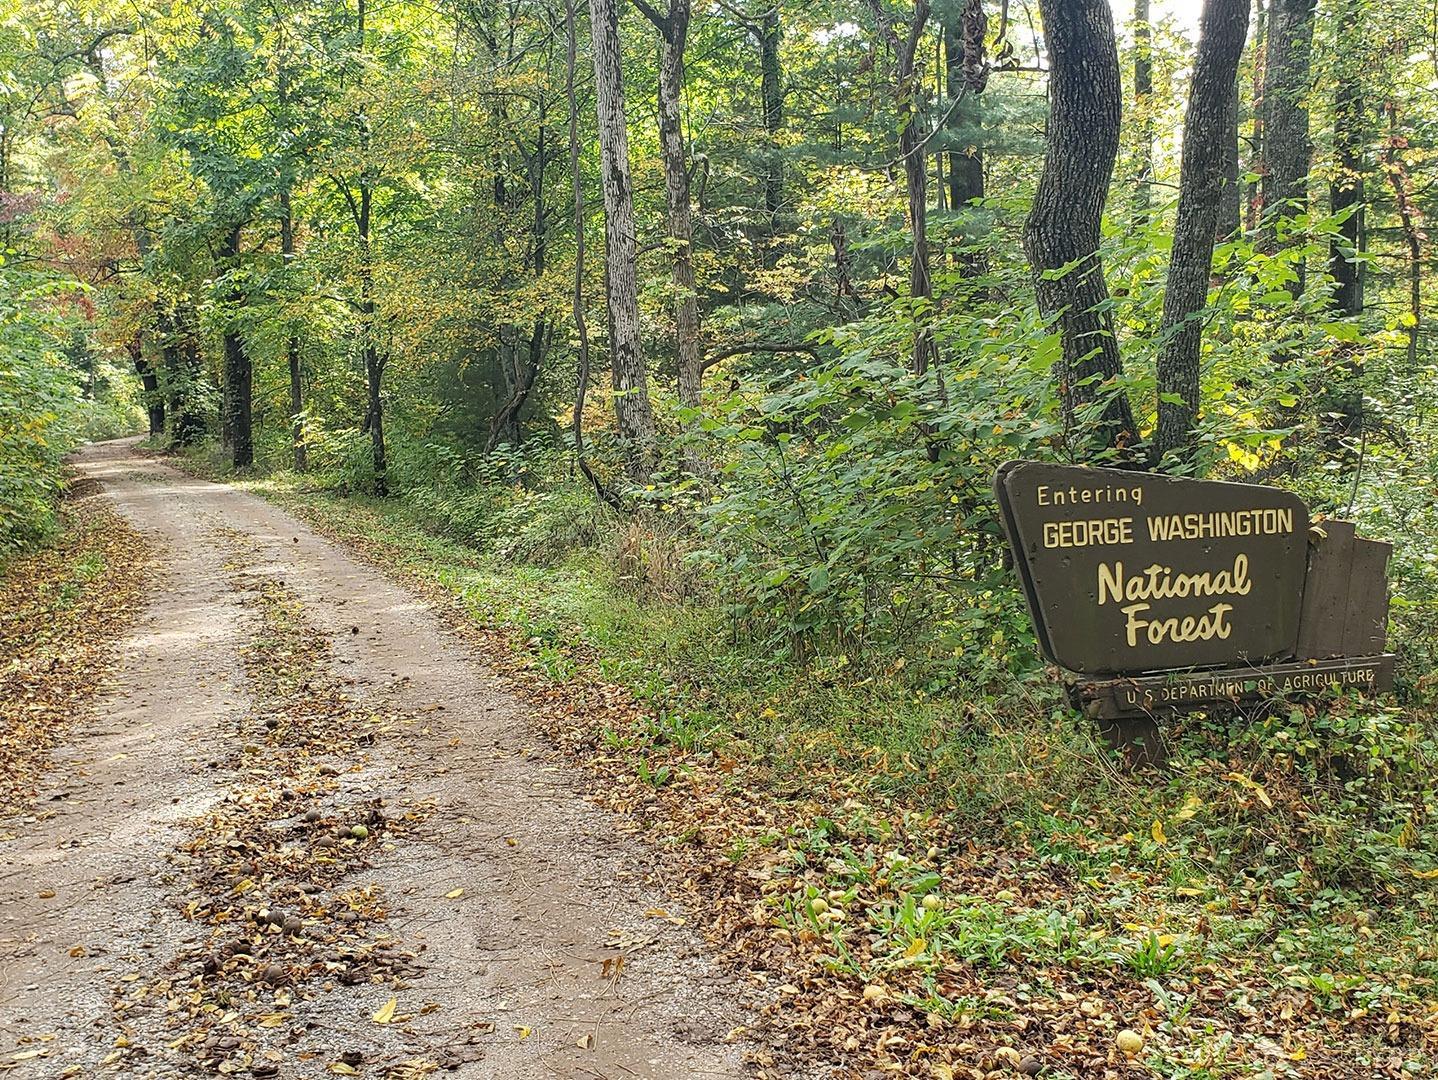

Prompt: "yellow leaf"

[1288,1045,1307,1061]
[1174,793,1202,822]
[330,1065,358,1075]
[1150,820,1167,845]
[515,1026,532,1039]
[1410,868,1438,880]
[372,997,397,1024]
[903,938,927,959]
[445,888,464,899]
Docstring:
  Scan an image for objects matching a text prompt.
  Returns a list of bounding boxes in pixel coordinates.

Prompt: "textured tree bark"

[566,0,625,510]
[633,0,701,413]
[943,4,985,222]
[1154,0,1252,462]
[1259,0,1315,298]
[1328,0,1364,318]
[1245,0,1266,232]
[589,0,657,478]
[1217,74,1242,241]
[1022,0,1137,452]
[220,224,253,469]
[1132,0,1153,221]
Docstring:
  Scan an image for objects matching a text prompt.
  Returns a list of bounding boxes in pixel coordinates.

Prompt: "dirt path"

[0,439,750,1080]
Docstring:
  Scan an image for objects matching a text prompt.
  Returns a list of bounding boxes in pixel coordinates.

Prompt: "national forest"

[1,0,1437,1076]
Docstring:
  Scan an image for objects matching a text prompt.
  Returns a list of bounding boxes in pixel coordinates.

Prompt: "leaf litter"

[0,492,153,818]
[96,532,469,1078]
[273,498,1438,1080]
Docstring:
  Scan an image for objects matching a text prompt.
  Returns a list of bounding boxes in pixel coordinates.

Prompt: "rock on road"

[0,439,749,1080]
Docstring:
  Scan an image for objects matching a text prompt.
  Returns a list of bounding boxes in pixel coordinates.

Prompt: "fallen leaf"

[373,997,397,1024]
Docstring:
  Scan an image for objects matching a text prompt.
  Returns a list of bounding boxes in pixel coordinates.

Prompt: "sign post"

[993,461,1394,738]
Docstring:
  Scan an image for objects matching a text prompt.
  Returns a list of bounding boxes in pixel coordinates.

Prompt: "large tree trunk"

[279,187,306,471]
[220,224,253,469]
[1153,0,1252,462]
[1023,0,1137,453]
[588,0,657,478]
[1259,0,1315,298]
[634,0,701,412]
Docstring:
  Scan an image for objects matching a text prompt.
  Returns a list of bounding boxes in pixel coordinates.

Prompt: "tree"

[632,0,702,414]
[1259,0,1316,299]
[1132,0,1154,220]
[864,0,936,379]
[942,0,987,268]
[1023,0,1138,453]
[588,0,657,477]
[1154,0,1252,461]
[1329,0,1364,318]
[220,223,254,468]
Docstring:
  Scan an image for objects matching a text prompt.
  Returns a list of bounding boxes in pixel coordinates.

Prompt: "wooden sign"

[993,460,1395,723]
[995,461,1310,675]
[1073,655,1395,720]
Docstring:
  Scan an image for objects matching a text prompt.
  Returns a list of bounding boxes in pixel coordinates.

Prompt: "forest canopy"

[1,0,1435,678]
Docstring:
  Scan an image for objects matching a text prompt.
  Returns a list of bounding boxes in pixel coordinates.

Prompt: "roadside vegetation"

[6,0,1438,1071]
[176,444,1438,1077]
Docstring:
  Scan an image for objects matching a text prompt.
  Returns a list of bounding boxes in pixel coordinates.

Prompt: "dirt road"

[0,439,749,1079]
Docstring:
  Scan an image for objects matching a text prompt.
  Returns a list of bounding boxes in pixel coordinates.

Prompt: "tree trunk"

[634,0,701,412]
[130,338,165,438]
[943,7,986,215]
[865,0,935,378]
[356,0,387,496]
[588,0,657,478]
[280,187,306,471]
[1329,0,1363,318]
[486,320,547,452]
[161,301,206,447]
[1259,0,1315,299]
[1133,0,1153,220]
[759,7,783,251]
[1217,74,1242,241]
[1245,0,1266,232]
[1153,0,1252,462]
[1023,0,1137,453]
[221,224,253,469]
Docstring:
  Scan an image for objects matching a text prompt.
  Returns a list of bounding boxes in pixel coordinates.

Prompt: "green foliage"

[0,267,140,555]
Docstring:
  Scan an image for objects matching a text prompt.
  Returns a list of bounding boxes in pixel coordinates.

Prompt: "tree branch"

[701,341,818,374]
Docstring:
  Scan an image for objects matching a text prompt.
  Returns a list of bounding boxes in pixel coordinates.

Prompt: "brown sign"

[995,462,1310,676]
[1072,655,1395,720]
